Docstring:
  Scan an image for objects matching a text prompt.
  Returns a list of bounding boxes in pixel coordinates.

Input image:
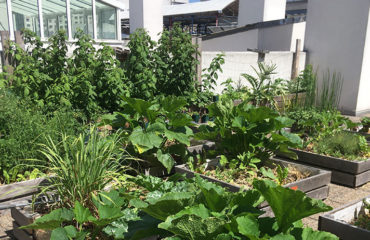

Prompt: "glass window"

[11,0,40,35]
[70,0,93,38]
[0,0,9,31]
[42,0,67,37]
[96,0,116,40]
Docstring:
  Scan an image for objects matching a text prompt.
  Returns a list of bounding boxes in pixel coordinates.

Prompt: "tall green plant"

[156,24,199,97]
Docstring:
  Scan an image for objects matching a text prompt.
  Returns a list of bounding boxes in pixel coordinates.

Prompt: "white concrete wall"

[238,0,286,26]
[201,51,306,94]
[304,0,370,115]
[202,22,305,52]
[202,29,259,51]
[129,0,164,41]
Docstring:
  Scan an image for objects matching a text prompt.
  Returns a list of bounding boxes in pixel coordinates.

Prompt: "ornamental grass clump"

[37,127,131,208]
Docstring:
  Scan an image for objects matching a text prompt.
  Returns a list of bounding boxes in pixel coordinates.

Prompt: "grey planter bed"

[280,149,370,188]
[175,157,331,202]
[319,195,370,240]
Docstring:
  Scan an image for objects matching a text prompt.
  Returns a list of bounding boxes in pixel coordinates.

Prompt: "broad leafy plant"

[195,99,302,168]
[103,96,194,173]
[22,189,139,240]
[128,175,338,240]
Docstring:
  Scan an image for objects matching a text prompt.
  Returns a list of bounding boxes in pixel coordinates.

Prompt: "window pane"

[96,0,116,40]
[42,0,67,37]
[11,0,40,35]
[70,0,93,38]
[0,0,9,31]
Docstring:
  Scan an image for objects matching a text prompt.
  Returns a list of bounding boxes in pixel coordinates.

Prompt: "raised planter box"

[319,195,370,240]
[0,178,48,203]
[175,157,331,201]
[11,206,50,240]
[280,149,370,188]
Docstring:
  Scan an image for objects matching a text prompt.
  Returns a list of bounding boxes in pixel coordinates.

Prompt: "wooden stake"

[291,39,301,79]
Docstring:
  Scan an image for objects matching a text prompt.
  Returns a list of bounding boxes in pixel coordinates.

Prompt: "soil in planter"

[194,165,311,189]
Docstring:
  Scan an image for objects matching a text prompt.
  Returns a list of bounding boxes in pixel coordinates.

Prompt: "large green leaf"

[195,175,229,212]
[253,180,332,232]
[50,226,87,240]
[164,129,190,146]
[157,149,175,174]
[236,215,260,239]
[21,208,74,230]
[159,96,187,113]
[130,192,195,221]
[122,96,157,122]
[74,201,94,224]
[129,126,163,153]
[159,213,225,240]
[290,227,339,240]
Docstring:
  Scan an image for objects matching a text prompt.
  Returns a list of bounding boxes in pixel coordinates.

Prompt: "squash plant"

[127,175,338,240]
[195,99,302,169]
[103,96,194,173]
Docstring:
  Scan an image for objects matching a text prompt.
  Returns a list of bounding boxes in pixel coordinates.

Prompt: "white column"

[116,8,121,40]
[37,0,44,39]
[66,0,72,40]
[6,0,14,40]
[129,0,164,41]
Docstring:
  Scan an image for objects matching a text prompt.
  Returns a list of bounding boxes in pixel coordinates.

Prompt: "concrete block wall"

[201,51,306,94]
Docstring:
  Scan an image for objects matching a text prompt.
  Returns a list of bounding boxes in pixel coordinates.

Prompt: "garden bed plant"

[282,108,370,187]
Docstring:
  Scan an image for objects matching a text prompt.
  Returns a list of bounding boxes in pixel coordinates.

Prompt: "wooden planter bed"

[280,149,370,188]
[319,195,370,240]
[0,178,48,203]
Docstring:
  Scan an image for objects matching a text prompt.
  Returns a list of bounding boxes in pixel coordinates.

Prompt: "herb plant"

[35,127,129,208]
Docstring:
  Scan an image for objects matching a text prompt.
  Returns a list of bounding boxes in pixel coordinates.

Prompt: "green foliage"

[314,131,369,160]
[22,190,139,239]
[102,96,193,173]
[0,90,84,183]
[156,24,199,97]
[361,117,370,132]
[195,99,302,167]
[128,175,338,240]
[1,29,127,120]
[288,65,316,94]
[221,78,249,101]
[35,127,129,208]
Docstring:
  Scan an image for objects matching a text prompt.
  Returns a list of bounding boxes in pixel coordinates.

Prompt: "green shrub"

[0,90,84,183]
[314,131,369,160]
